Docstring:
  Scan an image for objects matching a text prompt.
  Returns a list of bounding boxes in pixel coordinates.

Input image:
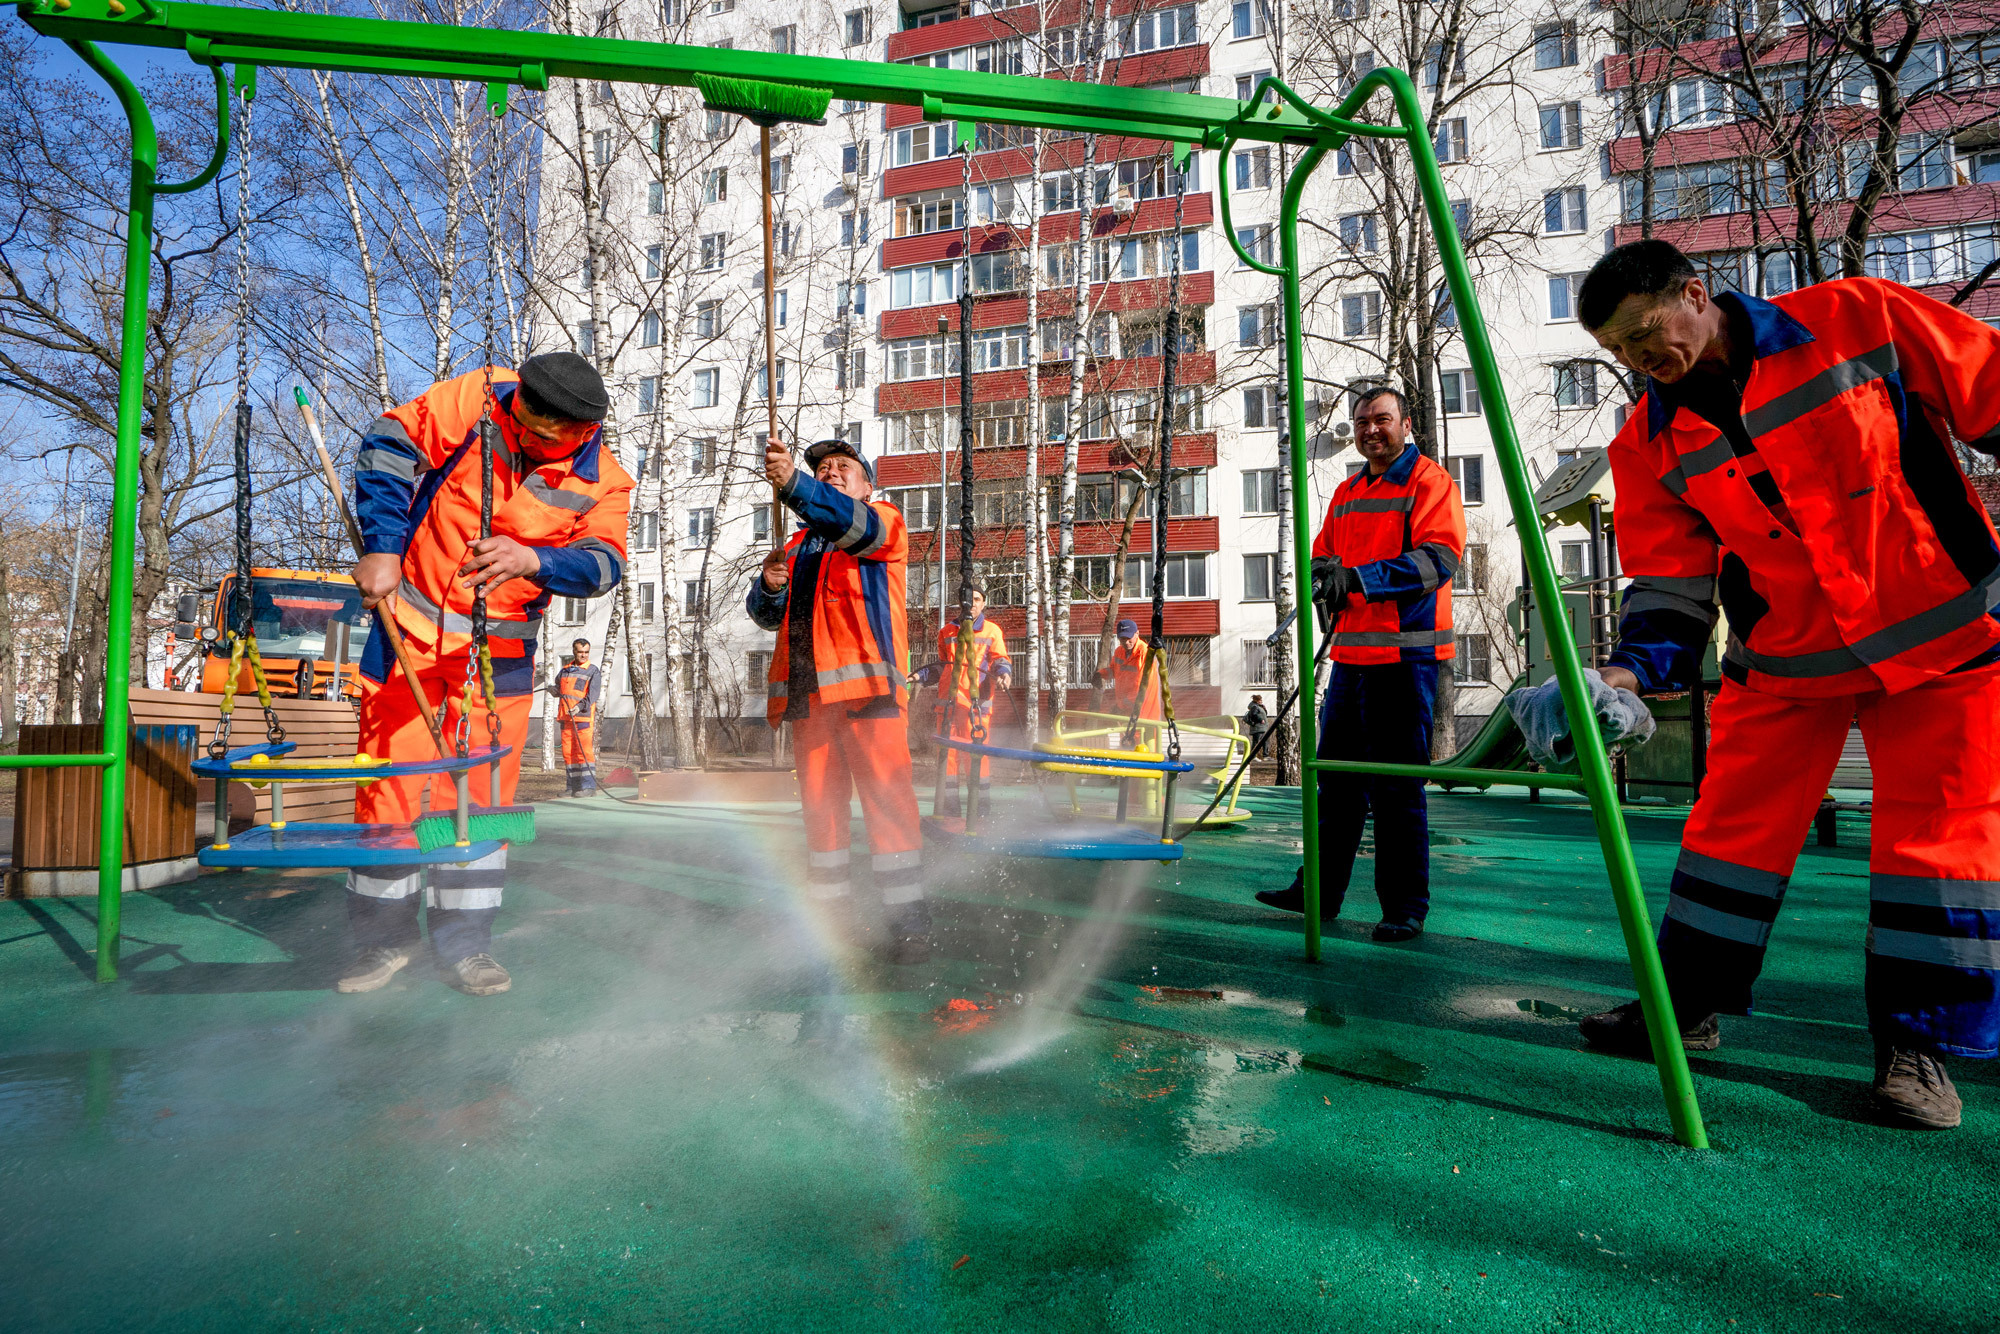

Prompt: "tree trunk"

[0,551,16,745]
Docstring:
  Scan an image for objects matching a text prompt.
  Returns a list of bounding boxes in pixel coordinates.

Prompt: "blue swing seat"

[922,814,1184,862]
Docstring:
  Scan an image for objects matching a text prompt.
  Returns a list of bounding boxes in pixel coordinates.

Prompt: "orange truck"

[181,568,373,702]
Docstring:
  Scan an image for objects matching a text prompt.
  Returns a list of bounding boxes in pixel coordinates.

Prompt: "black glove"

[912,662,942,689]
[1310,557,1360,608]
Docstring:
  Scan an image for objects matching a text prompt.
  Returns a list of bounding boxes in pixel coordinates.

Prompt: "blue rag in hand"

[1504,669,1657,774]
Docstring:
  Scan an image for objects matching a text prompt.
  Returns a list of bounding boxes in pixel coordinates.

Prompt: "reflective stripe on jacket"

[937,618,1010,707]
[1608,281,2000,698]
[355,367,635,661]
[746,469,910,724]
[1311,443,1464,665]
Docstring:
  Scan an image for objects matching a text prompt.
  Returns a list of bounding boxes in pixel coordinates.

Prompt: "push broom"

[293,387,535,853]
[693,74,831,549]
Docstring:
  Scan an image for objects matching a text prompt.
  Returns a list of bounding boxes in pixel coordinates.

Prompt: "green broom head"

[693,73,830,128]
[412,804,537,854]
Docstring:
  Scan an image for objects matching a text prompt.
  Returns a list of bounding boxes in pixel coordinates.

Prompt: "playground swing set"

[12,0,1709,1150]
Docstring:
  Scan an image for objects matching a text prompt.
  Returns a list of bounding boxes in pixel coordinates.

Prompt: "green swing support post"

[16,0,1704,1151]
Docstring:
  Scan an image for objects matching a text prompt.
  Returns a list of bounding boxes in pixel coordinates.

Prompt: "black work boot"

[1577,999,1721,1057]
[1256,868,1343,917]
[882,901,933,965]
[1872,1044,1961,1130]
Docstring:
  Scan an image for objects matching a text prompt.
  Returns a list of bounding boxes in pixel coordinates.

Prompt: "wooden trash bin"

[9,722,201,898]
[125,689,361,831]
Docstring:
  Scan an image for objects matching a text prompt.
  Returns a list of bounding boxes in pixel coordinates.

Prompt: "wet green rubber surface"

[1,786,1994,1332]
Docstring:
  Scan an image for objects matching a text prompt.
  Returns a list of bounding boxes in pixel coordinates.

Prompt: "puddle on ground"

[1304,1006,1347,1029]
[1300,1049,1429,1086]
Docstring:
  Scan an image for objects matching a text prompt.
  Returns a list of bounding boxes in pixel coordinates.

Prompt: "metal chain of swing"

[462,95,507,759]
[1130,145,1187,766]
[212,73,285,761]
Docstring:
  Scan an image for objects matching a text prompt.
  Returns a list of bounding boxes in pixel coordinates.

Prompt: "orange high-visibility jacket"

[555,662,600,723]
[746,468,910,725]
[1311,443,1464,665]
[1608,280,2000,699]
[1105,638,1162,720]
[936,618,1010,708]
[355,368,634,679]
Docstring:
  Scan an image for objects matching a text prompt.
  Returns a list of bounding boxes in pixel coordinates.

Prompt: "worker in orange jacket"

[1255,387,1464,942]
[747,436,929,964]
[1574,240,2000,1130]
[915,587,1011,819]
[342,352,633,997]
[553,637,602,796]
[1097,619,1161,727]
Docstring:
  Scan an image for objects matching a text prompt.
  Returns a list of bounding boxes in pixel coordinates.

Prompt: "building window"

[575,321,595,358]
[1547,272,1586,321]
[1454,633,1492,683]
[1243,553,1277,601]
[1231,0,1268,38]
[842,142,871,178]
[1540,101,1583,150]
[1236,224,1275,267]
[1554,361,1599,409]
[687,437,718,477]
[746,649,771,686]
[1433,117,1468,163]
[1123,553,1209,599]
[1238,304,1278,347]
[702,166,727,202]
[638,581,657,622]
[695,299,720,339]
[559,596,588,624]
[769,154,791,194]
[973,325,1032,371]
[836,348,866,390]
[1242,468,1279,514]
[1438,369,1482,418]
[692,368,719,408]
[887,334,956,382]
[890,123,953,167]
[753,360,787,401]
[633,511,660,552]
[769,24,795,52]
[1233,146,1272,190]
[1339,212,1379,253]
[1453,543,1488,593]
[687,507,715,546]
[1542,187,1587,235]
[699,233,726,270]
[683,580,707,615]
[1242,638,1275,688]
[894,194,961,237]
[843,8,868,44]
[1423,38,1466,87]
[1163,635,1213,686]
[640,309,661,348]
[592,129,613,166]
[644,243,662,279]
[1445,454,1485,505]
[889,262,958,309]
[1115,3,1199,54]
[885,409,945,454]
[703,110,730,140]
[1335,139,1378,176]
[1534,20,1578,69]
[637,376,659,414]
[751,506,771,544]
[1243,384,1282,429]
[835,281,867,317]
[888,485,941,531]
[1560,542,1594,580]
[1341,292,1383,338]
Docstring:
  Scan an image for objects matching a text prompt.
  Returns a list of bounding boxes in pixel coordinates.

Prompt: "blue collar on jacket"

[1643,291,1816,438]
[496,383,603,481]
[1357,441,1421,486]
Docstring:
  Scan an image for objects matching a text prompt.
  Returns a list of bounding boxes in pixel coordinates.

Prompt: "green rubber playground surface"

[2,785,1994,1332]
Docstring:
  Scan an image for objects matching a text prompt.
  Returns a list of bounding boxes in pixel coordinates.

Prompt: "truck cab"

[187,569,373,702]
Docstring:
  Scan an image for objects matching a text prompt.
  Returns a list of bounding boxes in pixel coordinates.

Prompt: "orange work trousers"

[1660,663,2000,1056]
[794,695,924,906]
[354,654,532,825]
[933,700,992,781]
[559,714,597,792]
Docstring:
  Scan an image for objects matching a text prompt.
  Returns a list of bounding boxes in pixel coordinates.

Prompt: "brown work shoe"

[1872,1046,1961,1130]
[445,952,513,996]
[336,945,415,994]
[1577,1000,1720,1057]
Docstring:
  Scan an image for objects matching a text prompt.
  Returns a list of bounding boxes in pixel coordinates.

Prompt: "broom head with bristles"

[412,805,537,854]
[693,73,830,128]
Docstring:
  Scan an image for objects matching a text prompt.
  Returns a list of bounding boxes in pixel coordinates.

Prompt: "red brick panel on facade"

[876,271,1215,340]
[874,433,1218,488]
[872,351,1218,415]
[1070,600,1219,636]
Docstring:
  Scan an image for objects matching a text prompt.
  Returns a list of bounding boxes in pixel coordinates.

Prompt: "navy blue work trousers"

[1313,661,1438,924]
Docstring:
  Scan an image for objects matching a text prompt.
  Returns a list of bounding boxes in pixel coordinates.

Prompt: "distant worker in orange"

[553,637,602,796]
[1097,618,1162,730]
[915,586,1011,819]
[341,351,633,997]
[747,436,930,964]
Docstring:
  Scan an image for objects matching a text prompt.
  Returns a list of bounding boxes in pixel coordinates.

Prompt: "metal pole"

[761,124,783,551]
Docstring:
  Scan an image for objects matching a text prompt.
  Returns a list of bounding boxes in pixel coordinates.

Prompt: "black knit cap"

[516,351,609,423]
[804,437,874,483]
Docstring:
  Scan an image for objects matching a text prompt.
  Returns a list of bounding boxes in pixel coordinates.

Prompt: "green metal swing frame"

[12,0,1707,1149]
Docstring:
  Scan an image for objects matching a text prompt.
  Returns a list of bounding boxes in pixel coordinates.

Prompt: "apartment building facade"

[554,0,1996,745]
